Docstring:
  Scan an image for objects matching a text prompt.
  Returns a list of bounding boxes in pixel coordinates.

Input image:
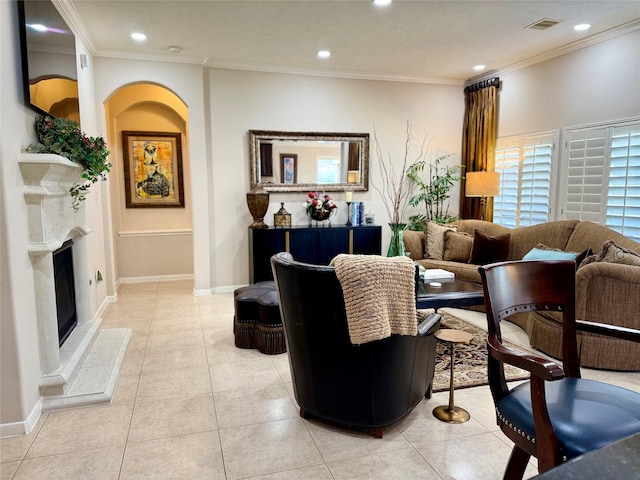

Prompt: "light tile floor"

[1,280,638,480]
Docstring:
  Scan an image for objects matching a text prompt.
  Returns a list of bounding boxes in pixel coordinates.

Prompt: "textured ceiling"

[60,0,640,84]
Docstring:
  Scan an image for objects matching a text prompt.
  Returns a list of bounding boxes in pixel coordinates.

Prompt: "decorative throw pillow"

[443,231,474,262]
[522,248,579,261]
[522,243,592,269]
[581,241,640,267]
[424,221,457,260]
[468,230,511,265]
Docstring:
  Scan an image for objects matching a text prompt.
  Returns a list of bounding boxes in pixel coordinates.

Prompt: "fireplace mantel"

[19,153,92,376]
[19,153,91,255]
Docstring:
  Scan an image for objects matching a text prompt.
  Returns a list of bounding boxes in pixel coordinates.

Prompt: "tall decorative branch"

[371,121,430,225]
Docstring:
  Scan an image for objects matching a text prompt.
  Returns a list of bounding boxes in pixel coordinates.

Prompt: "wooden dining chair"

[478,260,640,479]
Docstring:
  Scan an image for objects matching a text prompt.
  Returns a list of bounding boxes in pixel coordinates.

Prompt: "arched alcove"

[104,83,193,281]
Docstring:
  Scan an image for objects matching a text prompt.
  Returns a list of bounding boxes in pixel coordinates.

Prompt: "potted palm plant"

[406,154,464,230]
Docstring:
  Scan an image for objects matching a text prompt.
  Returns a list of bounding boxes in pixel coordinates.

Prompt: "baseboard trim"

[0,398,42,438]
[211,284,248,294]
[119,274,194,284]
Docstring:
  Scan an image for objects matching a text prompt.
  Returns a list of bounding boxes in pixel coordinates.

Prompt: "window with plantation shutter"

[563,128,608,223]
[560,120,640,241]
[606,126,640,239]
[494,133,556,228]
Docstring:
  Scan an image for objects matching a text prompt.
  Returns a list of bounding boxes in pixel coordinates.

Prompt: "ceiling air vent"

[525,18,563,30]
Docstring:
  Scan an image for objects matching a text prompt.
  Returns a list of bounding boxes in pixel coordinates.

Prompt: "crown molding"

[498,19,640,77]
[92,50,464,85]
[52,0,95,53]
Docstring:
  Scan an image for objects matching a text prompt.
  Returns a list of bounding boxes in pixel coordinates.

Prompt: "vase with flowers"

[371,121,430,256]
[305,192,337,226]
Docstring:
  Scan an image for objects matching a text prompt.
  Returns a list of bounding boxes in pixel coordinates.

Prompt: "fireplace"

[53,239,78,346]
[19,153,91,376]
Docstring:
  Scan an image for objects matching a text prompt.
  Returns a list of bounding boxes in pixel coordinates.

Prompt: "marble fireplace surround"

[19,153,130,410]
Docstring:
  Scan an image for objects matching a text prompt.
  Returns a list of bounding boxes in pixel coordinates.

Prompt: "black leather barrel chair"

[270,252,441,437]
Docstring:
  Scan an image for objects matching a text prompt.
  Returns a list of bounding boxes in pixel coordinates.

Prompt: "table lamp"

[465,171,500,221]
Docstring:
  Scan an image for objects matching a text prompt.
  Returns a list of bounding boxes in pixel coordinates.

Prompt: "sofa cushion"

[443,231,474,262]
[424,221,457,260]
[582,240,640,267]
[469,230,511,265]
[566,221,640,255]
[403,229,425,261]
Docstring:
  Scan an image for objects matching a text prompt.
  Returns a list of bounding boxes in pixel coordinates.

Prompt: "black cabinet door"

[353,227,382,255]
[317,229,349,264]
[249,228,286,283]
[289,229,319,264]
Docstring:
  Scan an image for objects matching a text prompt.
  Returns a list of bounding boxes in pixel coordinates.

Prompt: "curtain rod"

[464,77,500,93]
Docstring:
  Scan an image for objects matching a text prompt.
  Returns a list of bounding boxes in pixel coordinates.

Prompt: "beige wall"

[498,29,640,137]
[207,69,464,287]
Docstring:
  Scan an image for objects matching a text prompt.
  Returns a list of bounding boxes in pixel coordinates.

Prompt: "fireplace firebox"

[53,239,77,346]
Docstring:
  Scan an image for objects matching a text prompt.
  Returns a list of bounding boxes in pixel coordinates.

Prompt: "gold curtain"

[460,78,500,221]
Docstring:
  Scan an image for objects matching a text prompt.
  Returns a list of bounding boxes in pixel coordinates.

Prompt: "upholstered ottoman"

[256,290,286,354]
[233,281,274,348]
[233,281,285,354]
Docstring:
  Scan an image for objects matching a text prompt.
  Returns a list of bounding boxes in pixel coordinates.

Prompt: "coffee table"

[416,277,484,311]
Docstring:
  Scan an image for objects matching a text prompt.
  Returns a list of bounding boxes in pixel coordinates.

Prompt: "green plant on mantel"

[406,154,464,230]
[26,116,111,210]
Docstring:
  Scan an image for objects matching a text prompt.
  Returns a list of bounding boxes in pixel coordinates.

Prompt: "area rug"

[431,313,532,392]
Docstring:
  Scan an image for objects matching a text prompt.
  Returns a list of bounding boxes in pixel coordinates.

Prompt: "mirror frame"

[249,130,369,193]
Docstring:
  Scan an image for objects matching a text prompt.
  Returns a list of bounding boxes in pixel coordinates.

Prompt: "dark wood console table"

[249,225,382,283]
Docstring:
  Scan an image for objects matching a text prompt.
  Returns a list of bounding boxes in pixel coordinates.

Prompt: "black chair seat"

[499,378,640,459]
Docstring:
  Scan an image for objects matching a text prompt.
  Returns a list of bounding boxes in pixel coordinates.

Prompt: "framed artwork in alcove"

[122,131,185,208]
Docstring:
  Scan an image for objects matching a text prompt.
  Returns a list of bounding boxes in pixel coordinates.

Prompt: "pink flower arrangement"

[305,192,337,217]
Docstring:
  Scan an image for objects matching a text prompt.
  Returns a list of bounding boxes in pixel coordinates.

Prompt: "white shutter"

[494,145,520,228]
[494,133,556,228]
[605,127,640,240]
[563,128,608,223]
[519,141,553,226]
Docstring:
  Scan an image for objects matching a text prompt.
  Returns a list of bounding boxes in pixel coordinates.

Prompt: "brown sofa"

[404,219,640,371]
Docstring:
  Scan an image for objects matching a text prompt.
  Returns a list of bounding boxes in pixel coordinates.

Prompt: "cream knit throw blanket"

[330,254,417,345]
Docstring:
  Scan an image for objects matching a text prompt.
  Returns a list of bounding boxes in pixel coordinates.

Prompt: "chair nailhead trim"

[496,407,535,443]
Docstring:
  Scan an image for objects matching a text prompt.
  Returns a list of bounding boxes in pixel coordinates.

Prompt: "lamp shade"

[465,171,500,197]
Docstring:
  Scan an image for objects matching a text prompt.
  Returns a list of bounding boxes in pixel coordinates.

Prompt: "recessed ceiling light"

[474,65,486,71]
[317,50,331,59]
[373,0,392,6]
[28,23,48,32]
[574,23,591,32]
[168,46,183,54]
[131,32,147,42]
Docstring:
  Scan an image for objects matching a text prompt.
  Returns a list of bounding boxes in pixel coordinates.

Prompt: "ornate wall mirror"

[249,130,369,192]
